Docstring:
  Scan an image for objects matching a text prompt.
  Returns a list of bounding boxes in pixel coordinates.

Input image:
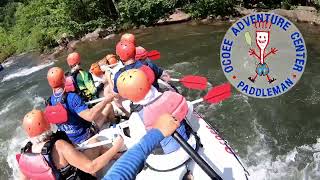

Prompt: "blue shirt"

[102,129,164,180]
[113,61,164,93]
[160,123,188,154]
[50,92,92,144]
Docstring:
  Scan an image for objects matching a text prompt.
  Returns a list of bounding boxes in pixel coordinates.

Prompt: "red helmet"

[135,46,148,60]
[67,52,81,66]
[47,67,65,88]
[23,109,50,138]
[116,41,136,62]
[120,33,136,45]
[117,69,151,102]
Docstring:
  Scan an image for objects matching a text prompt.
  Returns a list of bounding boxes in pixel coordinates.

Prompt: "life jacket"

[143,91,189,130]
[17,131,96,180]
[45,93,94,144]
[65,70,97,102]
[65,76,76,93]
[45,93,68,124]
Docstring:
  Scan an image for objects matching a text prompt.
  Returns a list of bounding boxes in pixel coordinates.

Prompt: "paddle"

[172,132,222,180]
[80,83,231,179]
[146,50,160,60]
[76,139,112,150]
[83,83,232,148]
[170,75,208,90]
[170,83,231,179]
[191,82,231,105]
[86,75,210,105]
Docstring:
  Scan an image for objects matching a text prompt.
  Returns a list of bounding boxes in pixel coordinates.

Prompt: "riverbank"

[38,5,320,63]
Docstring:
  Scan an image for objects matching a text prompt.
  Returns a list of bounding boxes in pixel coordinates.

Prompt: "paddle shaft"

[86,97,105,105]
[76,139,112,150]
[172,132,222,180]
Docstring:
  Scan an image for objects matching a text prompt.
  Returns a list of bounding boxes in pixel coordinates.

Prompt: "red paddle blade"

[204,83,232,103]
[179,75,208,90]
[147,50,160,60]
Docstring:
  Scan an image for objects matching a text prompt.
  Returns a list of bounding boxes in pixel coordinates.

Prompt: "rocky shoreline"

[41,6,320,61]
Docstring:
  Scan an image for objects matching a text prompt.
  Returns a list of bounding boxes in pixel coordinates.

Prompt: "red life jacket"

[143,91,188,129]
[18,150,56,180]
[44,94,68,124]
[17,132,96,180]
[16,132,70,180]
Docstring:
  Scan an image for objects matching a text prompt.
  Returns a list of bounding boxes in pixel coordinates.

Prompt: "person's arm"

[57,137,123,175]
[78,94,114,122]
[102,114,180,180]
[160,70,171,82]
[113,72,119,93]
[105,72,114,89]
[102,129,164,180]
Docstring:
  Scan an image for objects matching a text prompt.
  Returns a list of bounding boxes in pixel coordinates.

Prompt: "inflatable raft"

[80,82,250,180]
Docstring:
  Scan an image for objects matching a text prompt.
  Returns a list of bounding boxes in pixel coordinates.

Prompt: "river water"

[1,22,320,179]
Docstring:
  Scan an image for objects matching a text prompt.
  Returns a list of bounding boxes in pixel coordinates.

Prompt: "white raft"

[80,81,249,180]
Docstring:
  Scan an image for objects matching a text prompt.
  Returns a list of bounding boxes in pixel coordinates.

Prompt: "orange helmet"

[47,67,65,88]
[22,109,50,138]
[67,52,81,66]
[135,46,148,60]
[106,54,118,65]
[117,69,151,102]
[90,63,104,76]
[120,33,136,45]
[116,41,136,62]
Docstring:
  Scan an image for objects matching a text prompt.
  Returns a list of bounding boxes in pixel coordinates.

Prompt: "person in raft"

[116,69,189,154]
[98,54,124,91]
[121,33,150,62]
[98,54,130,117]
[46,67,115,146]
[66,52,98,102]
[113,34,171,94]
[89,62,106,97]
[17,109,124,180]
[135,46,150,62]
[102,114,181,180]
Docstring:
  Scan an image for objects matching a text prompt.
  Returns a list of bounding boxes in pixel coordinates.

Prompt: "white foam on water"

[306,87,320,105]
[2,59,15,68]
[1,61,54,82]
[4,84,48,179]
[245,119,320,180]
[7,127,27,180]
